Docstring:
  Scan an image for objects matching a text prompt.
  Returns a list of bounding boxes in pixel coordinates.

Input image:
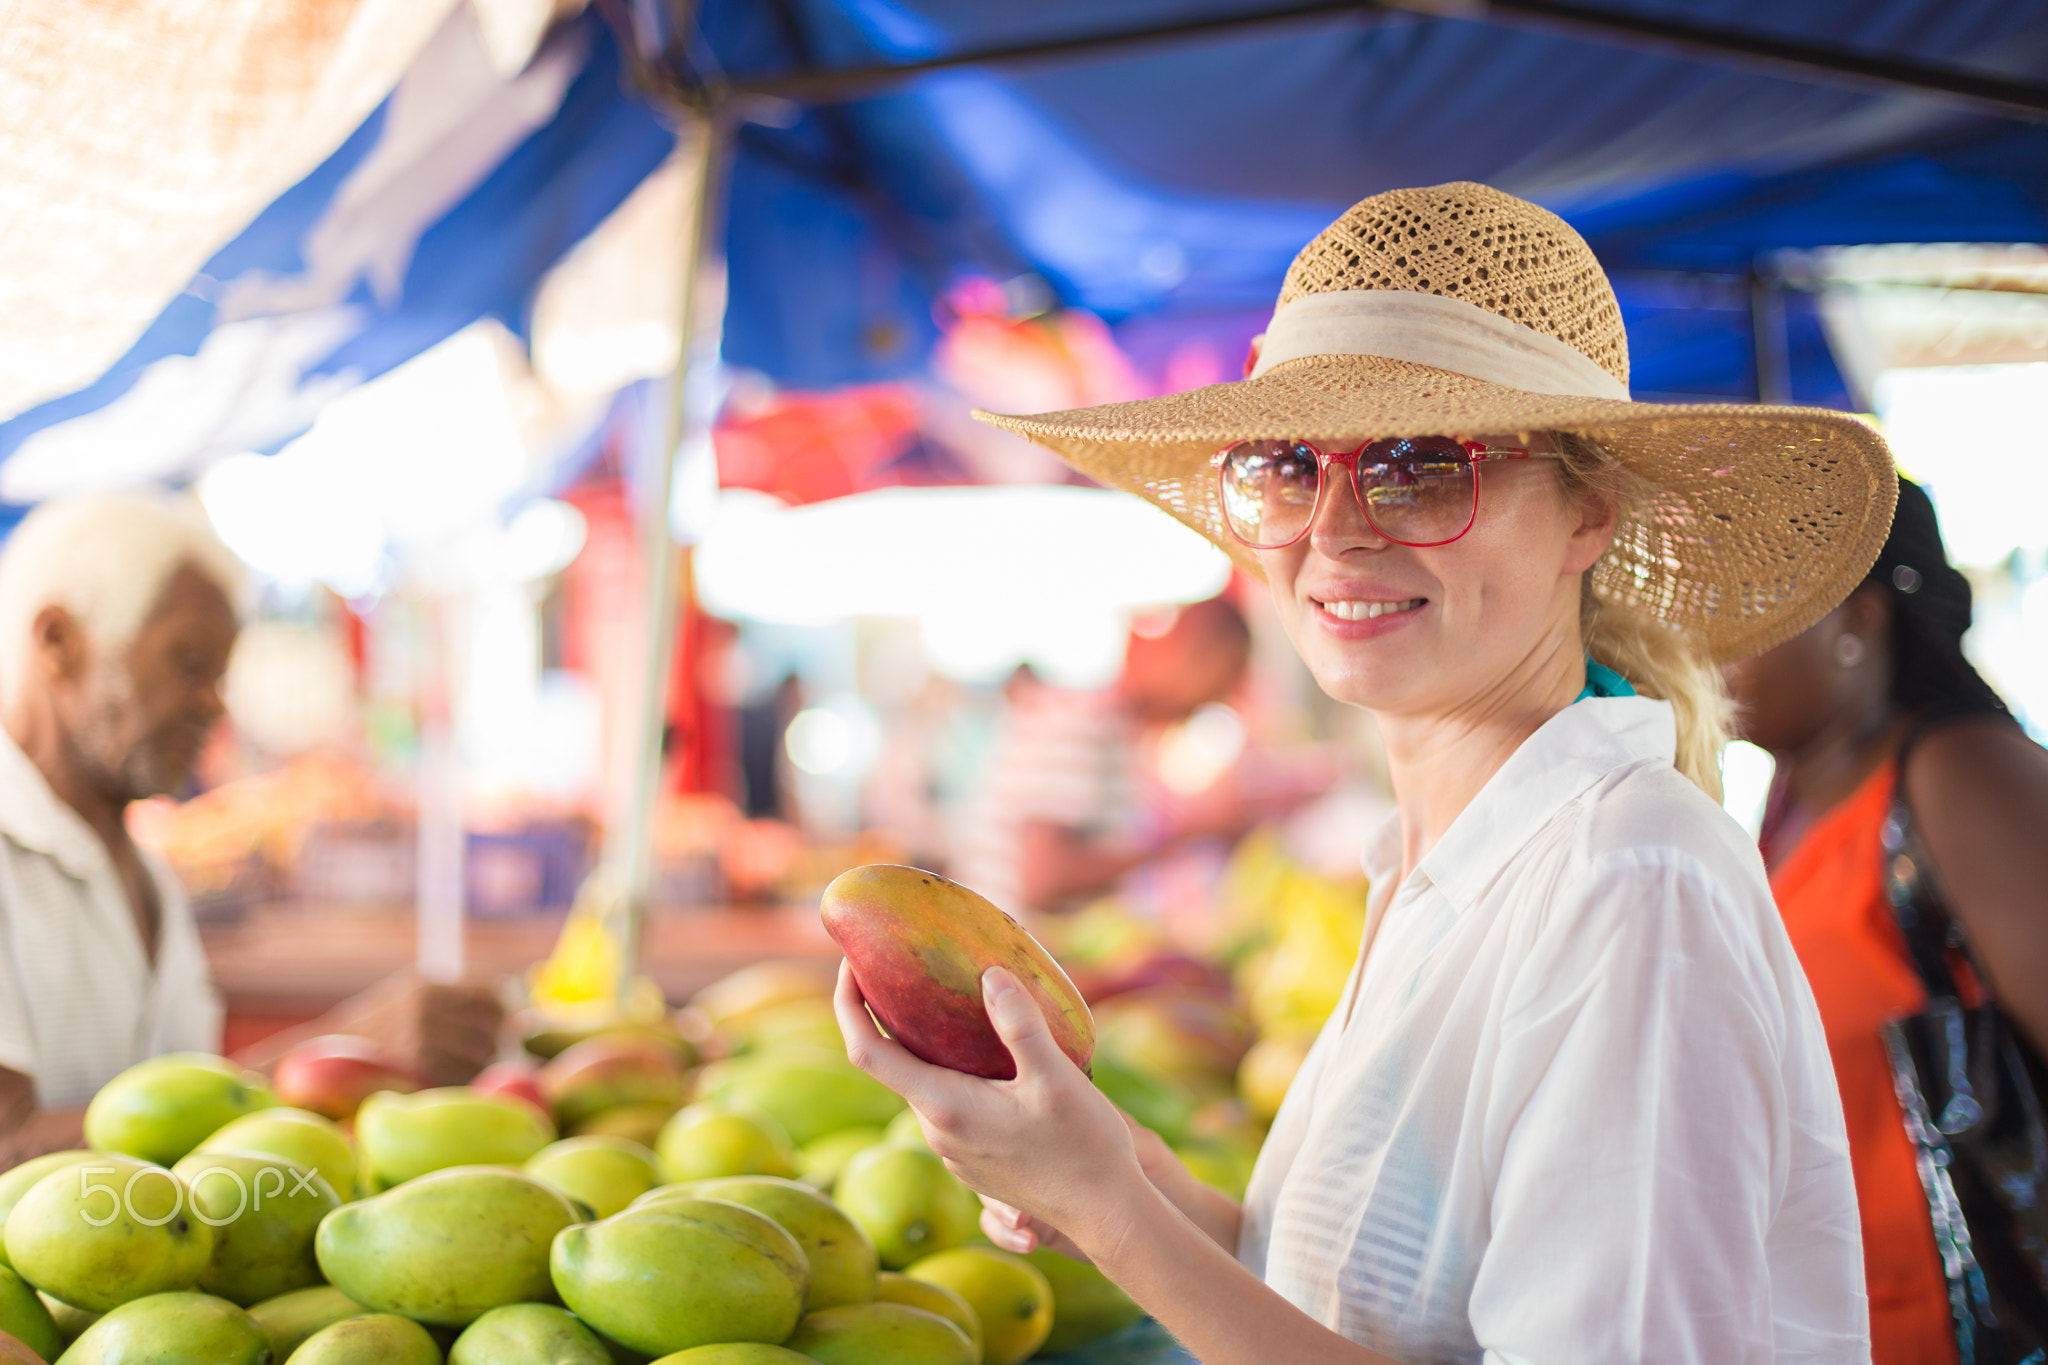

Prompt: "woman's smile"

[1309,593,1428,638]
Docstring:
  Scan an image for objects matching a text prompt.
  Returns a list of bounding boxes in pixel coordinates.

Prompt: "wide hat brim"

[975,353,1899,664]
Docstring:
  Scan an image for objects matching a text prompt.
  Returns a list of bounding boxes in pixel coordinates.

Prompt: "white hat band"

[1248,288,1632,402]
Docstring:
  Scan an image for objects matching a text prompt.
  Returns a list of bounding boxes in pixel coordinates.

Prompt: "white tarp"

[0,0,577,421]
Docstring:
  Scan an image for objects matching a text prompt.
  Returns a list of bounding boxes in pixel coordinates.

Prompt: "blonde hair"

[0,492,250,708]
[1556,435,1733,802]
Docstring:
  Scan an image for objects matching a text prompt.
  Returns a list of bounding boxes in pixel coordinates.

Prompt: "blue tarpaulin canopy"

[4,0,2045,480]
[696,0,2048,407]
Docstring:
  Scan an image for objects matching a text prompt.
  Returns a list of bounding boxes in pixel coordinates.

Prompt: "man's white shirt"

[0,732,220,1108]
[1238,696,1870,1364]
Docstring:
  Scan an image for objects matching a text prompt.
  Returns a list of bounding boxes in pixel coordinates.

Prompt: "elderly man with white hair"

[0,493,500,1162]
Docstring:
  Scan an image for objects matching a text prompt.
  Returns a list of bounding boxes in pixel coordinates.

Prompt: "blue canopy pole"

[605,103,731,1009]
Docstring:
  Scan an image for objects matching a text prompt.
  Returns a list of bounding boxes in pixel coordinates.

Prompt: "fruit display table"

[201,903,841,1043]
[52,883,1249,1362]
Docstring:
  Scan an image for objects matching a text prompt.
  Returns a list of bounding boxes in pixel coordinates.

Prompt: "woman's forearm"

[1127,1119,1245,1252]
[1076,1180,1396,1365]
[1145,1152,1244,1251]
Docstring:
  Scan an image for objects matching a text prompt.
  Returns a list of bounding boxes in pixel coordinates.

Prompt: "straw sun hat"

[975,182,1898,663]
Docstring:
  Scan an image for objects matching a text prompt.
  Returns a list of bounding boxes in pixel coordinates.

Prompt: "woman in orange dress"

[1725,479,2048,1365]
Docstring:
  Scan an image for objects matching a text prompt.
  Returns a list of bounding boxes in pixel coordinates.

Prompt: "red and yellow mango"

[821,866,1093,1081]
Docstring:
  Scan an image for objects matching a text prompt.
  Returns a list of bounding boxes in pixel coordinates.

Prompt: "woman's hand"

[977,1108,1168,1259]
[836,962,1388,1365]
[981,1103,1244,1260]
[832,960,1145,1258]
[980,1197,1087,1260]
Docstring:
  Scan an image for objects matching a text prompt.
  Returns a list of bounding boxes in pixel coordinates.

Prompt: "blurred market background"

[4,0,2046,1119]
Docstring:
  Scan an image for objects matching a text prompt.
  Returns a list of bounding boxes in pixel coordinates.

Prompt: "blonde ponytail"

[1557,435,1734,802]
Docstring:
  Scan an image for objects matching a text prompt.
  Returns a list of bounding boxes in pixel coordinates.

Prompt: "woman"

[1724,479,2048,1365]
[835,182,1893,1363]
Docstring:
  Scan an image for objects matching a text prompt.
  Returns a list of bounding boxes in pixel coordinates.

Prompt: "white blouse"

[1238,697,1869,1364]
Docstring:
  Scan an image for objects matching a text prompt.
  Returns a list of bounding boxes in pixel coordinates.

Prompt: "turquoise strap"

[1575,656,1636,702]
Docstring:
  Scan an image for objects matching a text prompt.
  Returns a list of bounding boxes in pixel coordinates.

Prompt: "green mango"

[246,1284,368,1360]
[4,1157,210,1311]
[905,1247,1051,1365]
[550,1200,806,1357]
[1089,1059,1193,1147]
[0,1264,59,1361]
[796,1128,883,1192]
[697,1054,904,1148]
[882,1109,931,1152]
[291,1312,442,1363]
[1024,1246,1144,1355]
[37,1293,99,1346]
[524,1138,661,1220]
[783,1302,977,1365]
[355,1089,555,1188]
[653,1105,798,1184]
[196,1108,361,1201]
[872,1272,980,1360]
[728,998,844,1056]
[82,1054,275,1168]
[831,1147,979,1271]
[315,1166,578,1326]
[449,1303,610,1364]
[1170,1137,1258,1203]
[647,1176,876,1311]
[566,1104,675,1150]
[55,1290,267,1363]
[647,1348,817,1364]
[172,1150,339,1305]
[0,1152,95,1270]
[593,1328,654,1365]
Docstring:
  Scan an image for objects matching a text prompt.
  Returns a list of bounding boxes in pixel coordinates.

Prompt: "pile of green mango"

[0,965,1147,1364]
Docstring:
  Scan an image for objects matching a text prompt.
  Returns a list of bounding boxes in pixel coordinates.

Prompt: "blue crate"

[1042,1318,1198,1365]
[465,821,592,917]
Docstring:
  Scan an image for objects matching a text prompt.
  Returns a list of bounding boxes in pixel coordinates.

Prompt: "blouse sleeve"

[1465,848,1800,1365]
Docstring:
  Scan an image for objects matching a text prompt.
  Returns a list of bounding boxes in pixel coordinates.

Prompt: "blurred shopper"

[0,494,501,1163]
[1725,479,2048,1365]
[737,671,804,823]
[950,595,1268,914]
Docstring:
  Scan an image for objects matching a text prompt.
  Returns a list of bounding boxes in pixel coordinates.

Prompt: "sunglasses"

[1212,436,1558,550]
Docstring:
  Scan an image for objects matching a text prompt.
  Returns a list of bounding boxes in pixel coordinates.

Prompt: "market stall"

[0,0,2043,1359]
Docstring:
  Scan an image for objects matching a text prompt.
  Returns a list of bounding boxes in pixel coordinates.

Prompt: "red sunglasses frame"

[1211,437,1552,550]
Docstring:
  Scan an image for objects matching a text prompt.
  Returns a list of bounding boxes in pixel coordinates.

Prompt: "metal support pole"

[1751,268,1791,406]
[603,107,729,1008]
[415,594,465,982]
[721,0,2048,124]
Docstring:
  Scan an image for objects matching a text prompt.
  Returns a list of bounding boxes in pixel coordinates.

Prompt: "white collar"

[0,728,121,880]
[1364,696,1678,909]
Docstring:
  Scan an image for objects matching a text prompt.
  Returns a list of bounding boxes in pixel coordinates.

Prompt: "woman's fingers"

[833,962,953,1110]
[832,959,875,1043]
[979,1195,1029,1229]
[981,1203,1039,1253]
[982,967,1075,1082]
[979,1202,1094,1264]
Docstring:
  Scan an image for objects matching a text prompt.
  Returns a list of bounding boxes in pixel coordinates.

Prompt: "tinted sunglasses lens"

[1357,437,1476,545]
[1219,440,1320,547]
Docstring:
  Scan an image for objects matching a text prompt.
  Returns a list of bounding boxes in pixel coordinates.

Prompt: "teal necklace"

[1575,656,1636,702]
